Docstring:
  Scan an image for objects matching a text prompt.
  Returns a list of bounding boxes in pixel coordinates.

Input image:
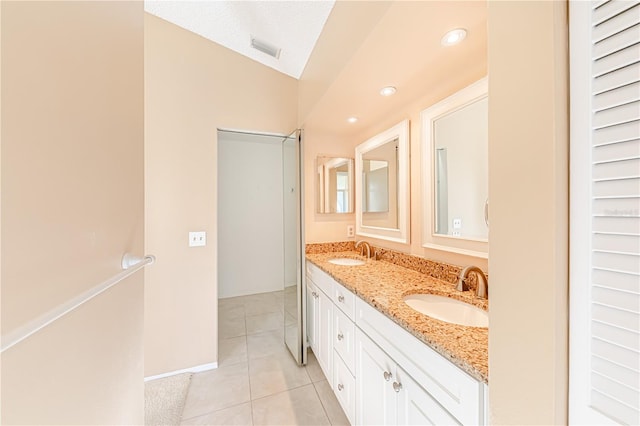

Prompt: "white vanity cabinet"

[305,270,333,385]
[356,328,458,425]
[356,297,487,426]
[306,262,487,426]
[332,289,357,423]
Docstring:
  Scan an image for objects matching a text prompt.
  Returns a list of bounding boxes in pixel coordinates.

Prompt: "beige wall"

[303,126,356,243]
[298,1,392,123]
[302,1,488,269]
[1,2,144,423]
[144,14,298,376]
[305,77,488,269]
[488,1,568,424]
[302,1,569,422]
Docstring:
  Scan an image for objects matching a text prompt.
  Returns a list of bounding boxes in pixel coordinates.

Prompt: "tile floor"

[180,290,349,426]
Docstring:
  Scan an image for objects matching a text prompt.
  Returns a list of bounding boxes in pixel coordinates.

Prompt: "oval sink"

[328,257,366,266]
[403,294,488,328]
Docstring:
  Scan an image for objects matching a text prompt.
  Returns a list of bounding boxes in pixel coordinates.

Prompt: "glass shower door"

[282,130,305,365]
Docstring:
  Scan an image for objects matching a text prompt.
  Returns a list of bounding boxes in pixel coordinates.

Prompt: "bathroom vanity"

[305,252,488,426]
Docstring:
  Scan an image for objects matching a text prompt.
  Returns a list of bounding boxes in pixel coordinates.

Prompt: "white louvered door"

[570,1,640,425]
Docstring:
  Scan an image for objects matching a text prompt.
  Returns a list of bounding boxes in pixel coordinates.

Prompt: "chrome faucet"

[456,266,488,299]
[355,240,371,259]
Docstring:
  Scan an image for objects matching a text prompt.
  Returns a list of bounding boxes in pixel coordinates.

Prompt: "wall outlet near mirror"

[347,225,355,238]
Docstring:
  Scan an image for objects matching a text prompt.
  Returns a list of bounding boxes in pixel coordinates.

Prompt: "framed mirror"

[355,120,410,243]
[316,156,354,214]
[421,77,488,258]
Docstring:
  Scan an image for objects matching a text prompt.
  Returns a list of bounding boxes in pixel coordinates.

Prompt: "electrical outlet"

[189,231,206,247]
[452,218,462,229]
[347,225,355,238]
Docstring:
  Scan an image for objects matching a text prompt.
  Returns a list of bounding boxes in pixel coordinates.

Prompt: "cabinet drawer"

[356,298,483,425]
[333,280,356,320]
[333,351,356,425]
[306,262,333,296]
[333,305,356,374]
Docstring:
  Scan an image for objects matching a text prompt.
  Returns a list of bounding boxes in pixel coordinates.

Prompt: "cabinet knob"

[338,295,345,302]
[392,381,402,393]
[383,371,392,381]
[337,383,344,391]
[337,332,344,341]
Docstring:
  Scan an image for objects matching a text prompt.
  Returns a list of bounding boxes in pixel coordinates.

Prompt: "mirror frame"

[355,119,410,244]
[421,78,488,258]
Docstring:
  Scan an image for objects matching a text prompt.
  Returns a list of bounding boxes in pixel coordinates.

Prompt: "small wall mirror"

[356,120,409,243]
[316,156,354,214]
[422,78,488,258]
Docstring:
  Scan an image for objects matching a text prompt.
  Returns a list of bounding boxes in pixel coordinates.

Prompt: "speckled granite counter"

[306,251,489,383]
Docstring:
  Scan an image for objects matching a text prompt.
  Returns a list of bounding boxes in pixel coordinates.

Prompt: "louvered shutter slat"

[588,10,640,416]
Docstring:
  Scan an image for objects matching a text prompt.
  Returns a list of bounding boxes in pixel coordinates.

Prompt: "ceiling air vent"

[250,36,281,59]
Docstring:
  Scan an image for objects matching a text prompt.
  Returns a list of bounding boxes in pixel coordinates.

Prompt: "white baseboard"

[144,362,218,382]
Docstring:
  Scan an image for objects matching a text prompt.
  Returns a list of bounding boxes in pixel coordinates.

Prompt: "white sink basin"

[328,257,366,266]
[403,294,488,328]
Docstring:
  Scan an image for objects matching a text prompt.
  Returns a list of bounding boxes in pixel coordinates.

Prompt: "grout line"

[180,401,251,423]
[311,380,333,425]
[250,382,316,403]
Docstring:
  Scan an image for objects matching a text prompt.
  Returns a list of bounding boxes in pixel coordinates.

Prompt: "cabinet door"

[333,304,356,374]
[317,288,333,383]
[355,329,396,425]
[396,367,460,426]
[305,281,317,352]
[333,351,356,425]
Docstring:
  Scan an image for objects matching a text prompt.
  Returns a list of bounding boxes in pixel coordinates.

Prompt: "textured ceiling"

[144,0,335,79]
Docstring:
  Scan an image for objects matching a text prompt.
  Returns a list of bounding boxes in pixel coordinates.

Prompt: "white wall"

[218,132,285,298]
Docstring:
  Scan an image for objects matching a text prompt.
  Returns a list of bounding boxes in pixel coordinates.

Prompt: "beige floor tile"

[248,354,311,399]
[219,316,246,339]
[247,330,288,360]
[244,298,282,316]
[246,312,284,335]
[219,336,248,367]
[305,350,327,382]
[219,296,246,309]
[181,363,250,420]
[313,380,350,426]
[181,402,253,426]
[251,384,330,426]
[219,304,246,321]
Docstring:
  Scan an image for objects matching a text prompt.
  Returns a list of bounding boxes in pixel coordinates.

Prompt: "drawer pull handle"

[392,382,402,393]
[337,383,344,391]
[383,371,392,381]
[337,333,344,341]
[338,295,345,302]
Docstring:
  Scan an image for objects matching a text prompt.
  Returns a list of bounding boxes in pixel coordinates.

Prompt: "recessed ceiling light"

[441,28,467,46]
[347,117,358,123]
[379,86,397,97]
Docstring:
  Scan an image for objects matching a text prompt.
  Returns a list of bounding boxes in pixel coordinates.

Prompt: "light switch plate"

[189,231,206,247]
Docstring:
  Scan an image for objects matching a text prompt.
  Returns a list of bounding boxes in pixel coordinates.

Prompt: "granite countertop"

[306,251,489,383]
